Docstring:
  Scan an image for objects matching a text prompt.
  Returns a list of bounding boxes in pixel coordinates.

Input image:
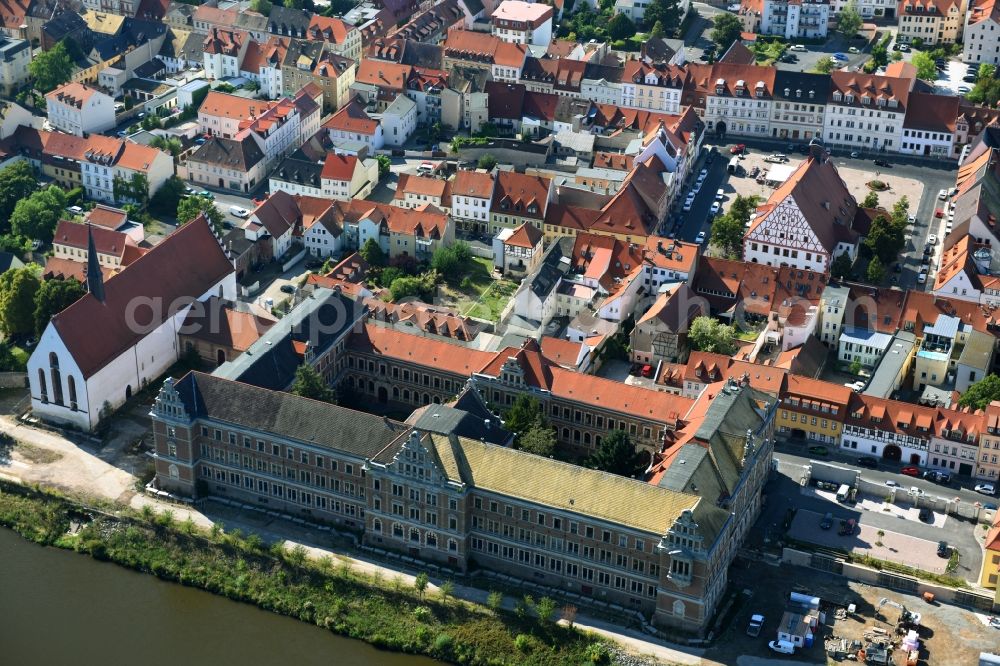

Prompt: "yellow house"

[776,375,852,444]
[981,512,1000,590]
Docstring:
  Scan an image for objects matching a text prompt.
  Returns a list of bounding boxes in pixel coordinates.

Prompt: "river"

[0,528,436,666]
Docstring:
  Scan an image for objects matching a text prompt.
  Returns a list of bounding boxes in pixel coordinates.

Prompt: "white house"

[320,152,378,200]
[80,140,174,205]
[380,94,417,148]
[824,72,911,153]
[621,61,685,115]
[741,0,829,39]
[203,28,249,80]
[28,216,236,431]
[0,36,30,96]
[45,82,115,137]
[491,0,554,47]
[450,169,495,233]
[838,327,894,368]
[323,99,384,152]
[965,0,1000,66]
[899,92,958,158]
[246,190,299,259]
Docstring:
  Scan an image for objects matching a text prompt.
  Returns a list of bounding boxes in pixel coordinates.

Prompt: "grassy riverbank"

[0,482,613,666]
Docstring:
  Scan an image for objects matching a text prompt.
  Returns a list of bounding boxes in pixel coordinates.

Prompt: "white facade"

[0,37,30,95]
[824,96,905,152]
[829,0,896,17]
[621,76,682,114]
[28,273,237,432]
[305,223,344,258]
[46,85,116,137]
[327,123,384,152]
[899,126,955,157]
[452,193,493,226]
[581,76,623,107]
[381,95,417,148]
[818,284,849,347]
[705,85,774,138]
[81,150,174,205]
[743,197,831,272]
[838,327,894,368]
[965,5,1000,66]
[840,426,928,466]
[757,0,830,39]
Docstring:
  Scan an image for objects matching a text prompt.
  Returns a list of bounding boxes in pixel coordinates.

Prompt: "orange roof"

[395,173,449,199]
[452,170,494,198]
[356,59,411,91]
[985,510,1000,552]
[180,297,275,352]
[933,235,976,291]
[116,142,164,171]
[200,91,276,121]
[323,99,379,135]
[348,322,495,376]
[680,352,786,395]
[539,336,583,368]
[968,0,1000,25]
[45,82,101,106]
[308,14,353,44]
[86,205,128,230]
[321,153,359,182]
[505,222,542,249]
[784,374,853,406]
[898,0,961,15]
[491,170,550,220]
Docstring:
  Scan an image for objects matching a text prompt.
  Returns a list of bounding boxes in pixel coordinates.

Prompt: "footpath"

[0,413,709,666]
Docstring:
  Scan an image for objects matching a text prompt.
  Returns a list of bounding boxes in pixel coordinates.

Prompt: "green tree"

[29,41,74,93]
[687,316,737,355]
[376,154,391,179]
[389,274,435,302]
[112,172,149,204]
[958,373,1000,410]
[861,191,880,208]
[711,13,743,52]
[291,363,335,403]
[912,52,937,80]
[709,194,756,258]
[0,267,41,337]
[535,597,557,625]
[33,277,84,336]
[644,0,681,34]
[607,13,636,41]
[10,186,67,244]
[249,0,273,14]
[149,176,186,216]
[149,135,183,158]
[477,154,498,170]
[430,242,471,280]
[518,419,556,457]
[414,572,429,599]
[979,63,996,81]
[814,56,836,74]
[863,214,905,264]
[831,252,853,280]
[486,590,503,612]
[849,359,862,375]
[438,580,455,604]
[360,237,387,267]
[177,195,224,232]
[650,20,665,38]
[588,430,643,477]
[866,255,886,284]
[504,394,543,435]
[837,0,863,38]
[0,161,37,231]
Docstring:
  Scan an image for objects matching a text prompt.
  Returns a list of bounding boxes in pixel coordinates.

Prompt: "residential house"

[965,0,1000,66]
[491,0,553,47]
[28,215,235,431]
[621,61,686,115]
[490,170,553,235]
[928,407,983,476]
[450,169,495,233]
[739,0,830,39]
[394,173,451,212]
[818,283,850,347]
[897,0,966,46]
[268,156,324,198]
[769,70,830,142]
[0,36,29,95]
[45,82,115,137]
[698,63,778,139]
[323,98,384,153]
[245,189,299,259]
[838,327,894,369]
[824,72,912,152]
[494,222,543,276]
[842,394,937,465]
[321,152,379,200]
[186,135,267,194]
[442,29,527,83]
[203,27,249,80]
[306,14,363,62]
[630,284,705,366]
[900,91,958,157]
[978,401,1000,481]
[743,151,861,273]
[381,93,417,147]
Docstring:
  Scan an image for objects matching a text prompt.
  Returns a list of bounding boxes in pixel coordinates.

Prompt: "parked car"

[768,640,796,654]
[747,614,765,637]
[857,456,879,469]
[820,513,834,530]
[833,52,848,61]
[958,85,972,94]
[790,44,806,51]
[228,206,250,218]
[874,158,890,167]
[938,189,948,200]
[898,44,910,52]
[983,502,998,511]
[917,271,927,284]
[937,540,950,557]
[279,284,296,294]
[730,144,746,154]
[808,445,829,456]
[695,231,706,244]
[838,518,856,536]
[682,200,693,212]
[198,190,214,200]
[924,470,951,484]
[976,482,997,495]
[850,151,860,158]
[715,188,725,201]
[884,479,901,488]
[901,466,921,477]
[710,202,721,215]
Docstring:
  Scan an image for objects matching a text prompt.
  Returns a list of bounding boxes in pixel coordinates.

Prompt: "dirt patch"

[15,441,63,464]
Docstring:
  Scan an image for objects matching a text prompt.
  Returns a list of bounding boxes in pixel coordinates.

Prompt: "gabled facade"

[897,0,966,46]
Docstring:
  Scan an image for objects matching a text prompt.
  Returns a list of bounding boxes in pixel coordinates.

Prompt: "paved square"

[789,508,948,574]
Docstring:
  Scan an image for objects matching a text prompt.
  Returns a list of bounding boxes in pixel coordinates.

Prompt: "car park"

[901,466,920,477]
[976,482,997,495]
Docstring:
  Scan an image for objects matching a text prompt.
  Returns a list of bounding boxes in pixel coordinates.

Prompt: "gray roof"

[173,371,409,462]
[773,70,831,103]
[272,156,323,188]
[863,331,916,398]
[189,135,265,171]
[925,314,960,340]
[213,288,367,391]
[268,6,312,36]
[411,400,513,446]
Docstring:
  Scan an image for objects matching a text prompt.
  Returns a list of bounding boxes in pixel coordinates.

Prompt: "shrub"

[514,634,533,652]
[486,590,503,612]
[412,606,432,622]
[586,643,611,664]
[433,632,454,655]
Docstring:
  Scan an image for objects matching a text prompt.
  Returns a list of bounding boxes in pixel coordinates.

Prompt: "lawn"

[437,257,517,322]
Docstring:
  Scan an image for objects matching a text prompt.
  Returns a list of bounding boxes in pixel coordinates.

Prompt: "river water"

[0,528,435,666]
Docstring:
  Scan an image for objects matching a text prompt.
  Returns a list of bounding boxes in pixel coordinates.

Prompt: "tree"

[0,267,41,337]
[149,135,183,158]
[958,373,1000,410]
[0,162,37,232]
[607,13,636,41]
[861,191,880,209]
[866,255,886,284]
[360,237,387,268]
[912,52,937,81]
[389,274,435,302]
[29,41,73,93]
[477,154,498,171]
[149,176,186,216]
[438,580,455,604]
[376,154,391,180]
[291,363,335,403]
[979,63,996,81]
[486,590,503,612]
[814,56,836,74]
[504,394,543,435]
[644,0,681,34]
[863,214,905,265]
[650,20,665,38]
[687,316,737,355]
[249,0,272,14]
[710,194,757,258]
[10,186,67,244]
[430,242,471,280]
[588,430,643,477]
[112,172,149,204]
[535,597,557,625]
[414,572,429,600]
[831,252,853,280]
[711,13,742,52]
[33,277,84,336]
[518,420,556,457]
[849,359,862,375]
[176,195,224,232]
[837,0,862,38]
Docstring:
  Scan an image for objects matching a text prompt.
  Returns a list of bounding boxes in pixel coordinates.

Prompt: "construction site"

[823,597,923,665]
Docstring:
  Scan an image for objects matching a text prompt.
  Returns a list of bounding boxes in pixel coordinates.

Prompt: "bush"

[432,632,454,655]
[412,606,432,622]
[514,633,533,652]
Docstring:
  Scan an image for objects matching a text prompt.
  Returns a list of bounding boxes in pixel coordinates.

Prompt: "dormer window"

[861,95,871,105]
[889,99,898,108]
[784,87,790,96]
[845,94,854,104]
[833,91,842,102]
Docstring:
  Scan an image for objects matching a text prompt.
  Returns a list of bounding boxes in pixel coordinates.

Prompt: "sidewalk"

[0,415,707,665]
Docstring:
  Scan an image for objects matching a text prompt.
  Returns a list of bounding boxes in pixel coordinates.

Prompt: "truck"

[747,614,764,637]
[768,639,796,654]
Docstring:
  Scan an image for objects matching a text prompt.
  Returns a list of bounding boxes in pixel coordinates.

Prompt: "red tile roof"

[505,222,542,249]
[347,322,495,375]
[323,99,379,135]
[49,216,233,379]
[321,153,359,182]
[307,15,353,44]
[451,170,494,198]
[491,170,550,220]
[53,221,136,259]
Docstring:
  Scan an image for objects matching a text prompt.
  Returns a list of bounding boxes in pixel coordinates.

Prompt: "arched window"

[373,518,382,533]
[448,539,458,552]
[48,352,59,370]
[67,376,77,410]
[393,523,403,538]
[168,464,179,479]
[426,533,438,548]
[672,600,686,618]
[409,527,421,543]
[49,353,63,406]
[37,368,47,403]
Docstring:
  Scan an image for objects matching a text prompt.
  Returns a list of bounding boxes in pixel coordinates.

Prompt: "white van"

[768,640,796,654]
[836,484,851,503]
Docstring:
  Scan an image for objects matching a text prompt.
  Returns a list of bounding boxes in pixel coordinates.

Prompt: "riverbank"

[0,481,614,666]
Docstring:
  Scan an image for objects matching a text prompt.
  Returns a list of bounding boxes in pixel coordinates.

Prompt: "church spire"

[85,222,105,303]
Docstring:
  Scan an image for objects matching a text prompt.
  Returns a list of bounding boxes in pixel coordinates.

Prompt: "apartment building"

[394,174,452,212]
[897,0,966,46]
[491,0,554,47]
[702,64,777,139]
[151,371,774,633]
[824,72,912,152]
[203,28,248,80]
[621,61,686,115]
[306,15,362,62]
[770,71,830,141]
[442,30,528,83]
[489,170,553,235]
[841,394,936,465]
[829,0,897,17]
[45,82,115,137]
[323,99,384,153]
[964,0,1000,66]
[0,36,29,95]
[775,375,851,444]
[979,401,1000,481]
[740,0,830,40]
[927,407,983,476]
[450,169,495,233]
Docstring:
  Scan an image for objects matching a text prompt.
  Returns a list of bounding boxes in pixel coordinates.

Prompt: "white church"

[27,215,236,431]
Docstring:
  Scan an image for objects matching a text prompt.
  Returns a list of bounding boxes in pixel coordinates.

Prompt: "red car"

[730,144,746,154]
[934,209,944,218]
[901,466,920,477]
